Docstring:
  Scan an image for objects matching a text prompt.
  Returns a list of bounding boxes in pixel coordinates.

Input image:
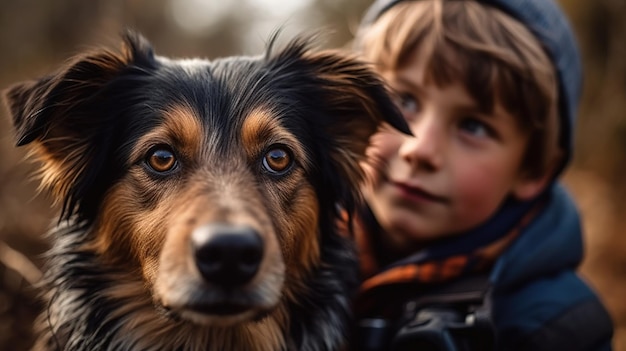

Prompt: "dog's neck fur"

[34,225,352,351]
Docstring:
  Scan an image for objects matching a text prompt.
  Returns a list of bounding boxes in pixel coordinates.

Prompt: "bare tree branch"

[0,240,42,286]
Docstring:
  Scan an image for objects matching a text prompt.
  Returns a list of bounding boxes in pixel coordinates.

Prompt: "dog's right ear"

[2,31,156,220]
[3,30,155,147]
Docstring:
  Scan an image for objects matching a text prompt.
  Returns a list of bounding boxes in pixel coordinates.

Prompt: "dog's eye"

[146,146,177,173]
[262,146,292,175]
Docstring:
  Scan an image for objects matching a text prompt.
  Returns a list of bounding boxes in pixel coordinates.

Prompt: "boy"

[348,0,614,350]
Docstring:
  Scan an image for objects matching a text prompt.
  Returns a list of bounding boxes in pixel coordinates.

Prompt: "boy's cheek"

[452,162,512,214]
[367,128,403,158]
[361,131,401,187]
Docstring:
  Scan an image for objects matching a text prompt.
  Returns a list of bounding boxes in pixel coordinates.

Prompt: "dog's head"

[3,32,409,327]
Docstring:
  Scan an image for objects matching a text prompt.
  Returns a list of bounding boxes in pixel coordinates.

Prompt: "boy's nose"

[400,118,443,171]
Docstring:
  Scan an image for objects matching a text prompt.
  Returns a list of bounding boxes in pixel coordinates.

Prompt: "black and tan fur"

[2,31,409,351]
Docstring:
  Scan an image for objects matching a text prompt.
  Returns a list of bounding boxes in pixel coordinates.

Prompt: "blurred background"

[0,0,624,350]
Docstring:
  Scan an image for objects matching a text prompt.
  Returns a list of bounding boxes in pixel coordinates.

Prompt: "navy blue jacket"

[350,185,613,351]
[489,185,613,350]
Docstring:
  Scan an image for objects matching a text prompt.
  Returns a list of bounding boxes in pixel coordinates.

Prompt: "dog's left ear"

[300,48,411,162]
[277,43,410,213]
[308,51,411,131]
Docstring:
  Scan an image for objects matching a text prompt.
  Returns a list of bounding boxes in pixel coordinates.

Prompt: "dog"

[2,31,409,351]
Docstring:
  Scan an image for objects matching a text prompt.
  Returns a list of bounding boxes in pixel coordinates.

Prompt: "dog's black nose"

[191,224,264,287]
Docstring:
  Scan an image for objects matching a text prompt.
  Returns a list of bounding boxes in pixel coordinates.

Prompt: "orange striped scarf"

[344,202,542,317]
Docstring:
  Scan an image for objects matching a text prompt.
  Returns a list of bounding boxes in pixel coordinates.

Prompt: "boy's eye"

[394,92,420,117]
[459,118,492,138]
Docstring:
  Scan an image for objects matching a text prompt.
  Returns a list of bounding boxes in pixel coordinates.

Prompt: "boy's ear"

[512,175,550,201]
[512,151,563,200]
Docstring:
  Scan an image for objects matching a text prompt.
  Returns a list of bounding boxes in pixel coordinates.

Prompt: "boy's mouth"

[392,181,448,203]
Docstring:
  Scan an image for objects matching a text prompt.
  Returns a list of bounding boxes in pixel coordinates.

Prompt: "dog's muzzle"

[155,217,284,326]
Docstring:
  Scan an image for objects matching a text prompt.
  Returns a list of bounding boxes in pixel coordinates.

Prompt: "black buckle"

[391,305,495,351]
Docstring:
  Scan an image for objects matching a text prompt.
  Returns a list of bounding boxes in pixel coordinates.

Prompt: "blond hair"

[355,0,559,178]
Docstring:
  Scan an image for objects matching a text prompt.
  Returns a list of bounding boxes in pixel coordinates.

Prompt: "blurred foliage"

[560,0,626,189]
[0,0,624,350]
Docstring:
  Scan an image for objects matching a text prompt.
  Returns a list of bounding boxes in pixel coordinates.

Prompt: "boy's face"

[362,58,544,252]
